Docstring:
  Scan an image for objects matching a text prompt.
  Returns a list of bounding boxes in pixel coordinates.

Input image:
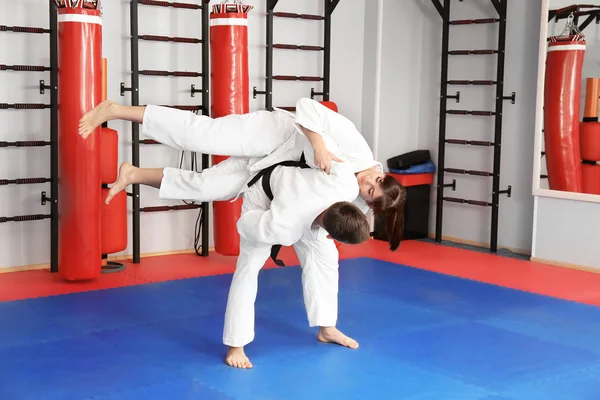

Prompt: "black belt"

[247,153,310,266]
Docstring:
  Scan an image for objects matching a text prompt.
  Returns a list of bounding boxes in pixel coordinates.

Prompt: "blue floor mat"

[1,257,600,400]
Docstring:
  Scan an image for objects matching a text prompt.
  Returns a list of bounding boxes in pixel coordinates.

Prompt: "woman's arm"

[299,125,343,174]
[294,98,374,171]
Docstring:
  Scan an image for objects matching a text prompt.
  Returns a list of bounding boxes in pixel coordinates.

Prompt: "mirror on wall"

[534,2,600,199]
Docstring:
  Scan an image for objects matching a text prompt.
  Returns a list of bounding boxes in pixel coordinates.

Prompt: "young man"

[224,159,368,368]
[104,152,368,369]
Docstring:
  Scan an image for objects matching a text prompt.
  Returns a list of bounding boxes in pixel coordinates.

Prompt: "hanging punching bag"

[58,7,103,281]
[210,3,253,256]
[543,35,586,193]
[583,77,600,122]
[100,58,127,258]
[582,163,600,195]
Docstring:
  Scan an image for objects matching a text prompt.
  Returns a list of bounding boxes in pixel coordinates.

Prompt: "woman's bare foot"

[317,327,359,349]
[225,346,253,369]
[105,162,136,204]
[79,100,117,138]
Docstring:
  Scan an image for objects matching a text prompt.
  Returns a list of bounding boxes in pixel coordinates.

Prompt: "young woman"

[79,97,406,250]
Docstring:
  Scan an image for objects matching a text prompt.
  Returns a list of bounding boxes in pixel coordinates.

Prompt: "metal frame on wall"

[253,0,341,111]
[548,4,600,28]
[430,0,514,253]
[0,3,59,272]
[122,0,210,263]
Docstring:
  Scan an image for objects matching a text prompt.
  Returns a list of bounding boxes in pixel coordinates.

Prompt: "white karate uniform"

[223,162,358,347]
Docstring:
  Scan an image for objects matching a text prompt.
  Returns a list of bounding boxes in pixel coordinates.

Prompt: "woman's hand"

[299,124,343,174]
[313,144,343,174]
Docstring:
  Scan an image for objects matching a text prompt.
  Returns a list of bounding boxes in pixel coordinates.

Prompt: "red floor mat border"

[2,240,600,307]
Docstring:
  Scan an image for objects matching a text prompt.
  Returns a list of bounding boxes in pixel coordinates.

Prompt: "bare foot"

[317,327,359,349]
[79,100,116,139]
[225,346,253,369]
[105,162,136,204]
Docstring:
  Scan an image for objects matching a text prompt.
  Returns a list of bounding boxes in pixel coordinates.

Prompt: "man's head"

[318,201,370,244]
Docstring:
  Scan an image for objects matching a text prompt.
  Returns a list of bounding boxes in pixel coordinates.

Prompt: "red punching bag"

[100,128,118,184]
[210,3,253,256]
[582,163,600,195]
[58,7,103,281]
[320,101,339,113]
[100,127,127,255]
[101,189,128,255]
[544,35,586,192]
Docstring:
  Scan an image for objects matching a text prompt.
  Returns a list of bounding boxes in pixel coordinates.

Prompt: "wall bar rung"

[0,177,51,186]
[139,35,202,43]
[0,103,51,110]
[0,65,50,72]
[141,204,202,212]
[0,141,51,147]
[0,25,50,34]
[276,106,296,111]
[447,109,495,116]
[447,79,497,85]
[140,139,161,145]
[273,75,323,81]
[444,168,493,177]
[450,18,499,25]
[273,12,324,20]
[445,139,495,146]
[273,44,324,51]
[0,214,51,223]
[443,197,492,207]
[449,49,498,55]
[140,0,202,9]
[139,70,202,77]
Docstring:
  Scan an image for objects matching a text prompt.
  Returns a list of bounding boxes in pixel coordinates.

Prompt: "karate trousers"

[160,162,340,347]
[144,104,298,202]
[222,184,340,348]
[142,105,296,158]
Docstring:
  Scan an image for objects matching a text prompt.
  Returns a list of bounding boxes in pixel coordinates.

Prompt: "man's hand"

[313,144,343,174]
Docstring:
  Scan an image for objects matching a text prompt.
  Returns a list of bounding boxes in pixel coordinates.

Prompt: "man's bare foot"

[105,162,136,204]
[79,100,116,139]
[317,327,359,349]
[225,346,253,369]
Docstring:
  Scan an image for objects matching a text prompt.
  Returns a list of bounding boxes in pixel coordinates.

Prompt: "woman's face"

[358,170,385,203]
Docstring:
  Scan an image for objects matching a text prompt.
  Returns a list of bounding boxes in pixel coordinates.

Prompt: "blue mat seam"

[503,362,600,390]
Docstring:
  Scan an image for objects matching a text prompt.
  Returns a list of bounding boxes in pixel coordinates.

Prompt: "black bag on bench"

[387,150,431,170]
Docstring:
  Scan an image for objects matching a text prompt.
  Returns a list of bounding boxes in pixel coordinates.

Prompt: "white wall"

[374,0,425,163]
[369,0,540,253]
[532,196,600,268]
[0,0,365,268]
[360,0,379,150]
